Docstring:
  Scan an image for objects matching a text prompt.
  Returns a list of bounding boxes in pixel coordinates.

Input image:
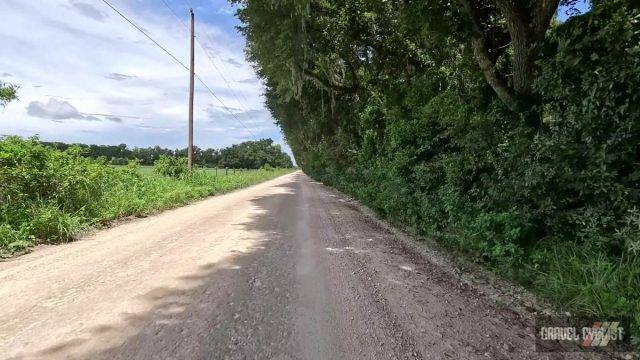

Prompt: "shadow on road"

[11,175,301,360]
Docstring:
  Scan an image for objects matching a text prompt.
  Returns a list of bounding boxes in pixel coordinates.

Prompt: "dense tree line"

[235,0,639,330]
[42,139,293,169]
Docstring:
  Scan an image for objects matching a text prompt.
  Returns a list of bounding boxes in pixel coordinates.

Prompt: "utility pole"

[187,8,195,170]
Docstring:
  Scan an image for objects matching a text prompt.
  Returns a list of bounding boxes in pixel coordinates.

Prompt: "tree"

[235,0,640,335]
[0,82,18,107]
[217,139,293,169]
[455,0,577,114]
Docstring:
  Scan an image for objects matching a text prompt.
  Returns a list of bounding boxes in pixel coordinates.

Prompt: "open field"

[134,165,259,177]
[0,137,293,257]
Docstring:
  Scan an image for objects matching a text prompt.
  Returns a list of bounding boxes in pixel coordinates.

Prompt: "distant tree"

[39,138,293,169]
[218,139,293,169]
[131,146,175,165]
[199,148,221,167]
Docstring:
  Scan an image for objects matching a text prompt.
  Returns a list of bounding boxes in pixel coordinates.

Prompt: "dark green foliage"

[236,0,640,334]
[217,139,294,169]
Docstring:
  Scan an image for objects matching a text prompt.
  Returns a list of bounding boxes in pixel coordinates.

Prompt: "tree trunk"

[499,3,533,96]
[458,0,561,115]
[457,0,518,110]
[469,37,518,111]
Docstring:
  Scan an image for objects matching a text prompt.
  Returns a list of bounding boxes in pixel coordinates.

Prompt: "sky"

[557,0,590,21]
[0,0,590,157]
[0,0,293,159]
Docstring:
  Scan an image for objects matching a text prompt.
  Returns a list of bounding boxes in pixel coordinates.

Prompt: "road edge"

[1,171,298,262]
[307,172,559,320]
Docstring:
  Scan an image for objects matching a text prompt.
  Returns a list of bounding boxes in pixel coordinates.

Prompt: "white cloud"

[0,0,289,154]
[26,98,94,121]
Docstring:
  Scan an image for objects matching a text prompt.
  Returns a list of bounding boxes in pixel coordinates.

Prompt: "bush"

[29,205,84,244]
[153,155,188,178]
[0,225,31,254]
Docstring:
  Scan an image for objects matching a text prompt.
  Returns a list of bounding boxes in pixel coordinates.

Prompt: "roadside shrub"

[0,225,31,254]
[0,136,292,256]
[153,155,188,178]
[29,205,84,244]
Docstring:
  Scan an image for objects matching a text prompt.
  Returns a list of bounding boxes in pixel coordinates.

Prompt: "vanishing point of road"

[0,172,581,359]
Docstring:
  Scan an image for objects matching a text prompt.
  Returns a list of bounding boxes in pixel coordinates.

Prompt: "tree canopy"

[234,0,640,333]
[217,139,294,169]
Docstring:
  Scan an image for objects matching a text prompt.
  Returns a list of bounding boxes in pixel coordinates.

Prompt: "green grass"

[133,165,258,177]
[317,169,640,341]
[0,137,293,257]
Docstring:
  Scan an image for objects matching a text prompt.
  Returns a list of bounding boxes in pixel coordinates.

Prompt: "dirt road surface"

[0,172,593,359]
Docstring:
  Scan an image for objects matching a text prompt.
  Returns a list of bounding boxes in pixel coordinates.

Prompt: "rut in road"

[0,172,595,359]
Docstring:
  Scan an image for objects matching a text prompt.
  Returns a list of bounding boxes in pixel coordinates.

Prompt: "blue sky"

[0,0,590,157]
[557,0,590,21]
[0,0,293,158]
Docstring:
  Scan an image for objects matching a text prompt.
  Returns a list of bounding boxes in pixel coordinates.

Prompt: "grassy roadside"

[315,170,640,344]
[0,137,293,257]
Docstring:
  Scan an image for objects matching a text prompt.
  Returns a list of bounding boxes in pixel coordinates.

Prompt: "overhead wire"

[100,0,256,137]
[100,0,189,71]
[198,26,254,110]
[158,0,252,115]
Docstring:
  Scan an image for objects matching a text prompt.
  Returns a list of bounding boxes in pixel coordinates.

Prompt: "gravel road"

[0,171,598,359]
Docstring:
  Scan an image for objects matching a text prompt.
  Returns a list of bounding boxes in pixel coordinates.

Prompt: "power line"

[100,0,256,138]
[158,1,257,136]
[100,0,189,71]
[159,0,188,29]
[197,31,253,112]
[158,0,251,114]
[193,74,256,136]
[80,112,143,119]
[175,0,196,15]
[193,5,250,107]
[197,23,254,108]
[197,38,248,111]
[180,0,195,10]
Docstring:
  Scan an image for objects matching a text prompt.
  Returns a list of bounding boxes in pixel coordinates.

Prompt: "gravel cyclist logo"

[535,316,634,354]
[580,321,624,347]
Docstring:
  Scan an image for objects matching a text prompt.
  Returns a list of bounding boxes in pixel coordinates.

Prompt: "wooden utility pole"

[187,8,195,170]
